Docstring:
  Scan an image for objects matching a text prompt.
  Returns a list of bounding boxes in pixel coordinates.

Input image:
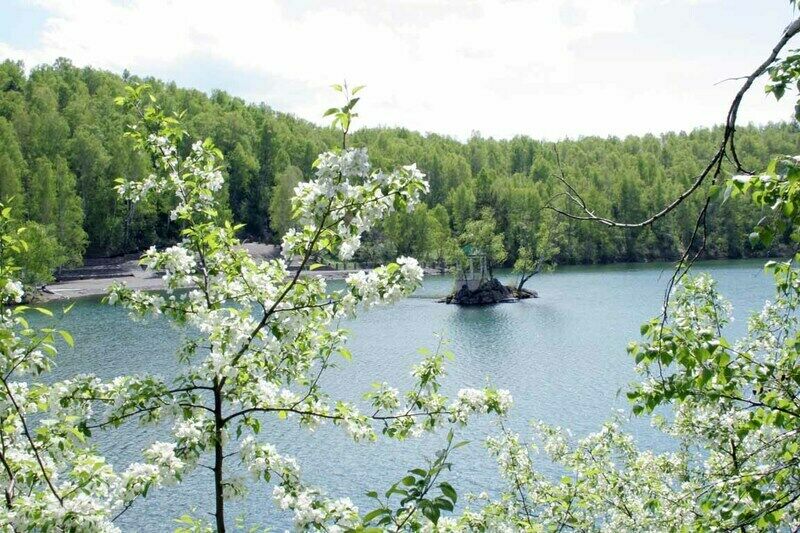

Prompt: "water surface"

[42,260,774,530]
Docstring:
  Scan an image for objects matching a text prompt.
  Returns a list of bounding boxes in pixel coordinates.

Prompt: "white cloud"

[0,0,796,139]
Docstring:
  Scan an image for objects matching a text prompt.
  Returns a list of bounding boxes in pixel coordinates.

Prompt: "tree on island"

[459,207,506,278]
[513,210,561,292]
[442,207,561,303]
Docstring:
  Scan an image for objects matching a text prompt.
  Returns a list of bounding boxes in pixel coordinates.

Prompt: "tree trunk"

[517,264,541,292]
[517,272,532,292]
[213,383,226,532]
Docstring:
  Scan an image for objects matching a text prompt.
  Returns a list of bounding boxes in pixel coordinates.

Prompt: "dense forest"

[0,58,798,280]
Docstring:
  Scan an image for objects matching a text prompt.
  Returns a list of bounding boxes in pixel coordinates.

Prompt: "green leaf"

[339,347,352,361]
[59,330,74,348]
[439,482,457,503]
[722,183,733,204]
[422,504,440,523]
[362,508,391,522]
[435,497,454,512]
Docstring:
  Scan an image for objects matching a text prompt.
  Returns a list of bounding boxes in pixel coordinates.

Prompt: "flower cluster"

[272,485,360,531]
[142,244,197,288]
[341,256,424,312]
[449,387,513,423]
[239,436,300,480]
[116,134,224,223]
[282,148,428,262]
[3,279,23,303]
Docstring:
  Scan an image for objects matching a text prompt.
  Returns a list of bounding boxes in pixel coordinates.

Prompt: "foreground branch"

[547,17,800,229]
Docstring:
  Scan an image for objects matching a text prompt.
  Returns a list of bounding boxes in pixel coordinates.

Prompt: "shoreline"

[38,260,444,302]
[37,255,773,303]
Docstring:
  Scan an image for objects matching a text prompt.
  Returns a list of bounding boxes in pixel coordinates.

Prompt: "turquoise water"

[41,260,775,531]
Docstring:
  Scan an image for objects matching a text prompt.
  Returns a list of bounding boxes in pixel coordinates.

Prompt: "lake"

[42,259,775,531]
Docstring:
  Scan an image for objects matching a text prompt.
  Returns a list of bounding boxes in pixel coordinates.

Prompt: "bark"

[213,382,225,533]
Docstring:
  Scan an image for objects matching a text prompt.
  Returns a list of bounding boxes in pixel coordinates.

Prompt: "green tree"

[0,117,25,207]
[0,56,797,268]
[513,211,561,292]
[51,156,87,266]
[26,157,56,225]
[384,204,436,259]
[461,208,507,277]
[446,182,476,233]
[428,204,453,273]
[15,221,62,286]
[69,126,113,253]
[268,165,303,239]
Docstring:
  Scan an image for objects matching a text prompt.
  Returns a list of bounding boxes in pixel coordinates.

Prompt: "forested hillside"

[1,58,797,277]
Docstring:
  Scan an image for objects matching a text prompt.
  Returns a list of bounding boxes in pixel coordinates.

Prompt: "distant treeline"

[0,58,798,275]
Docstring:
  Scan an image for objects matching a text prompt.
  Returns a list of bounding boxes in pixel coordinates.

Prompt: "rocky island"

[442,277,537,305]
[440,246,538,305]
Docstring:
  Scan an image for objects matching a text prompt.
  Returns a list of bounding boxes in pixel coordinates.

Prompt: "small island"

[441,211,556,305]
[441,245,539,305]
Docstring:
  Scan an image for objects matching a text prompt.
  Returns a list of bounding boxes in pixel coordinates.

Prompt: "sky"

[0,0,798,140]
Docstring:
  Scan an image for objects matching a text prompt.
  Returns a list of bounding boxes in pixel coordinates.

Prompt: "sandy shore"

[39,246,442,302]
[40,263,162,301]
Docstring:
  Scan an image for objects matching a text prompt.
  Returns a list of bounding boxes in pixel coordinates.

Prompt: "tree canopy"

[1,58,797,283]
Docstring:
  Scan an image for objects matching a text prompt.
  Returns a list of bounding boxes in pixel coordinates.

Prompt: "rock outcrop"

[442,278,538,305]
